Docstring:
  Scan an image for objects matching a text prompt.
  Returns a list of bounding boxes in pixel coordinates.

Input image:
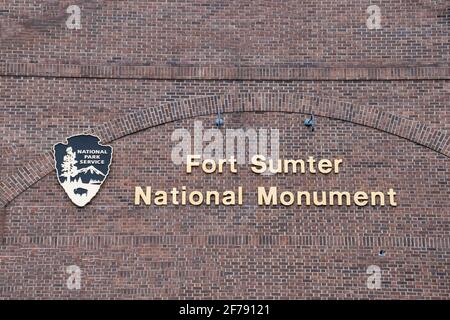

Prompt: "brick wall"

[1,0,449,65]
[0,0,449,299]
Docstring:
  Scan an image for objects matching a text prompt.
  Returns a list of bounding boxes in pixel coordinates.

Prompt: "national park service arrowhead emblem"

[54,134,113,207]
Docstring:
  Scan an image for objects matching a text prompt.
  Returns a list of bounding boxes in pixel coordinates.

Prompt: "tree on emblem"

[54,135,113,207]
[61,147,79,182]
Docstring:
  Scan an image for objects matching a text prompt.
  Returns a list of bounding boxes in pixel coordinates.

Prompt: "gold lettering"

[297,191,311,206]
[154,191,167,205]
[134,186,151,205]
[313,191,326,206]
[334,159,343,173]
[370,191,385,206]
[186,155,201,173]
[206,191,220,205]
[318,159,332,174]
[251,155,267,174]
[283,159,305,173]
[329,191,351,206]
[387,188,397,206]
[280,191,295,206]
[222,191,235,205]
[258,186,277,205]
[354,191,369,206]
[189,191,203,205]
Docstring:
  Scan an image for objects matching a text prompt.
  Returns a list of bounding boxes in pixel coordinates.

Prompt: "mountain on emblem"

[53,134,113,207]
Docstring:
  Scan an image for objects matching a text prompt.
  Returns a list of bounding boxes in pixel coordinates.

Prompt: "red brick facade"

[0,1,449,299]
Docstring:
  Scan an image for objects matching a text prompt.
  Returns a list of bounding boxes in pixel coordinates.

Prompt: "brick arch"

[0,93,449,208]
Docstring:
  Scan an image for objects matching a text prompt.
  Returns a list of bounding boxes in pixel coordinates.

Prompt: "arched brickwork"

[0,93,449,208]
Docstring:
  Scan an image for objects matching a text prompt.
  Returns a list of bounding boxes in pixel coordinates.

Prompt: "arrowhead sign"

[53,135,113,207]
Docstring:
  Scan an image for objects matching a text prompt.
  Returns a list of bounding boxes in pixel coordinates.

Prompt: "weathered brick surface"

[0,0,449,299]
[1,116,450,299]
[0,0,448,66]
[1,80,449,175]
[0,63,449,80]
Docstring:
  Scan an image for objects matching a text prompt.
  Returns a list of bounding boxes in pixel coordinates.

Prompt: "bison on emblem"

[54,135,113,207]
